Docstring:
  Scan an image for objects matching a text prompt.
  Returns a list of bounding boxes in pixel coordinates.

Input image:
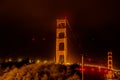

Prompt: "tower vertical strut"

[56,18,67,64]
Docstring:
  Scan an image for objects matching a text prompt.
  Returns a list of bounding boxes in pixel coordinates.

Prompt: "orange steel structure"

[107,51,114,79]
[108,52,113,70]
[56,18,67,64]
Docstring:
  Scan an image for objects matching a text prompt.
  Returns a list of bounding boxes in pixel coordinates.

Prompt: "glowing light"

[79,68,82,71]
[36,59,41,64]
[66,63,71,65]
[104,69,108,73]
[29,59,33,63]
[8,58,12,62]
[43,60,47,64]
[98,69,102,72]
[18,58,22,62]
[88,58,91,62]
[91,68,95,71]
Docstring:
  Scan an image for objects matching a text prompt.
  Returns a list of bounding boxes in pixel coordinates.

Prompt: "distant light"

[91,68,95,71]
[98,69,102,72]
[36,59,41,64]
[88,58,91,62]
[29,59,33,63]
[18,58,22,62]
[79,68,82,71]
[66,63,71,65]
[104,69,108,73]
[75,68,80,70]
[8,58,12,62]
[43,60,47,64]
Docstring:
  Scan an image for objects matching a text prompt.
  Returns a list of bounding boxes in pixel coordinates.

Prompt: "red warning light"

[75,68,79,70]
[88,58,91,62]
[79,68,82,71]
[98,69,102,72]
[91,68,95,71]
[104,69,108,73]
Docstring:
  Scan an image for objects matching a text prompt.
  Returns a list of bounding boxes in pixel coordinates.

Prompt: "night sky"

[0,0,120,67]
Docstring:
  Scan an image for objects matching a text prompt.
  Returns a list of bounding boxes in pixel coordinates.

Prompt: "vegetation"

[0,63,81,80]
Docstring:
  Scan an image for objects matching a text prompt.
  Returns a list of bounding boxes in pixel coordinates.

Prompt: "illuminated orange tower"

[108,51,113,70]
[56,18,67,64]
[107,51,114,79]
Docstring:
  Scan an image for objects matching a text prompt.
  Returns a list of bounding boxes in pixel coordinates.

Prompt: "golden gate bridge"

[55,17,120,80]
[0,17,120,80]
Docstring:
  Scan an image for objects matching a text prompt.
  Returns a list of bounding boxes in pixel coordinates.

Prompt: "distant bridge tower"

[56,18,67,64]
[108,51,113,70]
[107,51,114,79]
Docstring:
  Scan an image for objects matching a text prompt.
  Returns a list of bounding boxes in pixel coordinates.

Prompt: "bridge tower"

[108,51,113,70]
[107,51,114,80]
[56,18,67,64]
